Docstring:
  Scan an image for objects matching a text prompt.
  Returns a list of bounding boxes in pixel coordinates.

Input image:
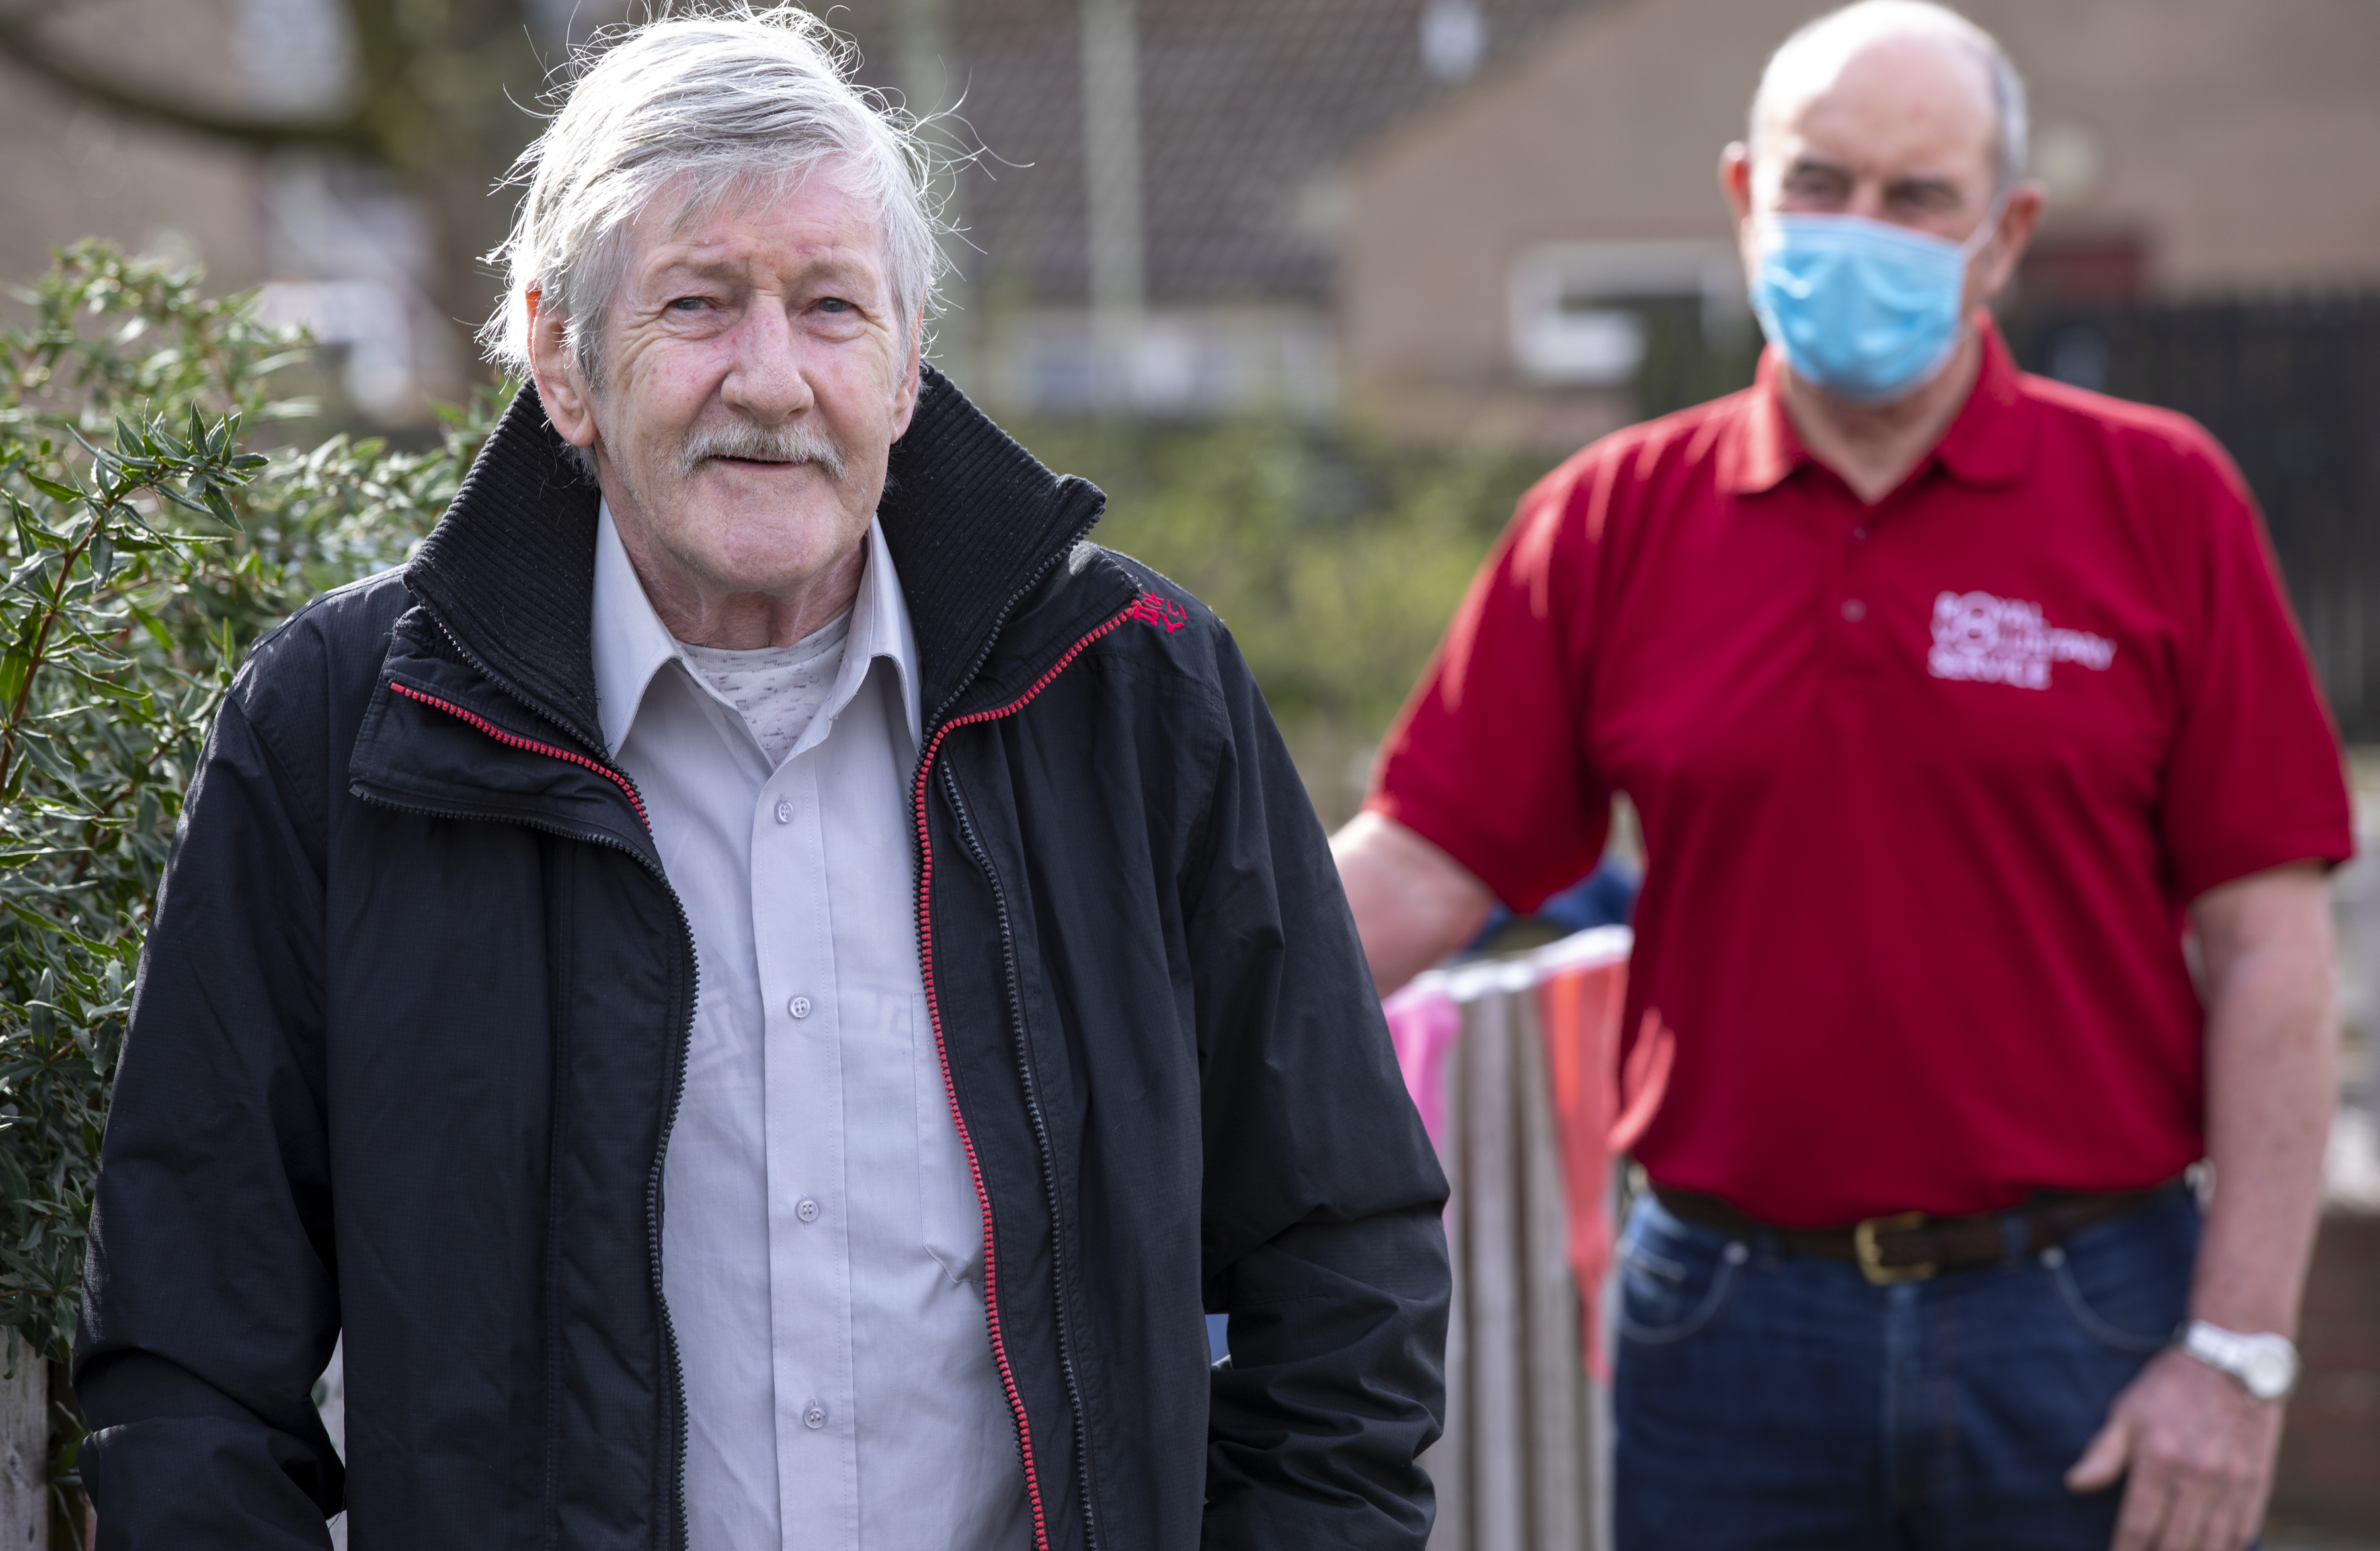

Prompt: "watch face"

[2242,1341,2297,1400]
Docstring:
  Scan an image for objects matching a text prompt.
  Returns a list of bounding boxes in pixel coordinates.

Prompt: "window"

[1509,241,1751,388]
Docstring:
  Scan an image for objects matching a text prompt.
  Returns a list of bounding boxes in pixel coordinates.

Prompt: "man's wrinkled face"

[556,167,918,604]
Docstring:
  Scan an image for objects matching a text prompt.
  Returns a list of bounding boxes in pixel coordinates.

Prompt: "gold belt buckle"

[1854,1211,1936,1286]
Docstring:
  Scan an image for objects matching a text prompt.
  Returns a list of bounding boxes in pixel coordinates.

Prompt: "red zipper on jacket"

[387,680,651,831]
[911,600,1136,1551]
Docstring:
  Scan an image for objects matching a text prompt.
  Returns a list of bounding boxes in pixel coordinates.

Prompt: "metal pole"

[1080,0,1146,407]
[896,0,972,391]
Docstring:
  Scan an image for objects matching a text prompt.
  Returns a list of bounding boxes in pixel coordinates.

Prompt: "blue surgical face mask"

[1749,210,1997,403]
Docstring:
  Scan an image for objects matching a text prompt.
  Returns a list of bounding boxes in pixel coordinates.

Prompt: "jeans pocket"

[2044,1203,2194,1355]
[1616,1230,1741,1345]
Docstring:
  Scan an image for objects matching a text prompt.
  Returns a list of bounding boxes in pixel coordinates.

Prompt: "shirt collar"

[1719,313,2038,497]
[591,501,922,761]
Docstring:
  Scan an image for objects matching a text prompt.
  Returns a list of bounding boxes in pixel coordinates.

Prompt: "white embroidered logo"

[1928,591,2116,690]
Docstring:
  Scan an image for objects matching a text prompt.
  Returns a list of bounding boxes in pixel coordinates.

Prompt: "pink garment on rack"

[1382,980,1462,1151]
[1537,955,1673,1382]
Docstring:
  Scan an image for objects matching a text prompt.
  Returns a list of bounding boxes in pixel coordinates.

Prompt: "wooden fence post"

[0,1334,44,1548]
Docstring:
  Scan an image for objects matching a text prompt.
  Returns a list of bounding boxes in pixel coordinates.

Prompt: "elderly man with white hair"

[71,11,1449,1549]
[1338,3,2349,1549]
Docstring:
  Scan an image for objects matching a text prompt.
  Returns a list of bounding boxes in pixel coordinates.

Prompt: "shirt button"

[803,1402,827,1431]
[789,995,812,1019]
[774,799,793,825]
[1851,526,1871,543]
[796,1197,820,1223]
[1841,598,1868,623]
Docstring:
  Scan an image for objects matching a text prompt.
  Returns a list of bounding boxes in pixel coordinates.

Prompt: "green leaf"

[120,600,175,654]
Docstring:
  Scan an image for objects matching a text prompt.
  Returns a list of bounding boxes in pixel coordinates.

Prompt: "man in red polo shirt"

[1335,3,2352,1548]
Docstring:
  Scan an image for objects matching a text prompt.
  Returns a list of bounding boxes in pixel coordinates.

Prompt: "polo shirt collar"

[1720,348,1806,495]
[591,500,923,761]
[1720,313,2037,497]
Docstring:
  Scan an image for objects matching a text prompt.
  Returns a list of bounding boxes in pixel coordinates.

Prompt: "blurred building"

[2,0,1605,422]
[0,0,596,423]
[846,0,1601,418]
[0,0,266,298]
[13,0,2378,427]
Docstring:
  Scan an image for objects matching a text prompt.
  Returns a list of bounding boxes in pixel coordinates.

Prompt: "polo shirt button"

[796,1197,820,1223]
[774,799,793,824]
[1841,598,1868,623]
[789,995,812,1019]
[803,1402,827,1430]
[1851,526,1870,543]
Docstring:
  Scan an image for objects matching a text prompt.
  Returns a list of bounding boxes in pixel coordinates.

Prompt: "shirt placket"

[1821,490,1894,684]
[754,753,861,1545]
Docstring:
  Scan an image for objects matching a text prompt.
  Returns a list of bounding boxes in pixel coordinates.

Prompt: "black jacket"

[73,374,1449,1550]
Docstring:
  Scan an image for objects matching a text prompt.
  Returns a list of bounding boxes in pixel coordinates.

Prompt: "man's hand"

[2066,1345,2285,1551]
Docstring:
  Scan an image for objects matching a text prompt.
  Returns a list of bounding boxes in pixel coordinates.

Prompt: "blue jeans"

[1613,1186,2200,1550]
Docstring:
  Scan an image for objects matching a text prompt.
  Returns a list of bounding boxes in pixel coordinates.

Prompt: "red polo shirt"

[1369,320,2353,1226]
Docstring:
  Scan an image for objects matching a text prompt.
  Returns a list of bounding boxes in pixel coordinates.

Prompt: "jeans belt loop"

[1999,1209,2031,1267]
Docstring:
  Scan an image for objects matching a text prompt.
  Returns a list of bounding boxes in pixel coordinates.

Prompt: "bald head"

[1751,1,2027,193]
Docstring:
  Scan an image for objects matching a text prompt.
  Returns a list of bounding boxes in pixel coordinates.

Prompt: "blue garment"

[1466,856,1640,951]
[1613,1187,2201,1550]
[1749,213,1993,403]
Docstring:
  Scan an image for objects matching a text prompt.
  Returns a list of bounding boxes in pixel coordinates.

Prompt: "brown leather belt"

[1650,1179,2188,1287]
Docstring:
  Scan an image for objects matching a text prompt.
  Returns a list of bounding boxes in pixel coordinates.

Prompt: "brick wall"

[2272,1213,2380,1533]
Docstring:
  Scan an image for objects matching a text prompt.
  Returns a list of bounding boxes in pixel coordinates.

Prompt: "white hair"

[481,5,941,389]
[1751,1,2030,192]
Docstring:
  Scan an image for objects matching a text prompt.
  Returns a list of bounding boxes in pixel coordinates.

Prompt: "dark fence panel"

[2006,296,2380,742]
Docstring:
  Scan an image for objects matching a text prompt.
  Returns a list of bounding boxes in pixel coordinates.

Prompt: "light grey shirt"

[592,504,1031,1551]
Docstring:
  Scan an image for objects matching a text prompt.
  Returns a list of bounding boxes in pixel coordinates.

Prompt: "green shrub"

[0,242,498,1524]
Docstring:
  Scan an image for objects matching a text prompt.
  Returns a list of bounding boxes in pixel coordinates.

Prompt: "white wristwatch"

[2180,1320,2300,1402]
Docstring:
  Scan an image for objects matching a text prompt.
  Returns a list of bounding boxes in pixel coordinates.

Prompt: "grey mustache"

[679,420,848,482]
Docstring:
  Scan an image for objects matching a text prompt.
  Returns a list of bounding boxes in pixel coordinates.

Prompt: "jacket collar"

[1718,313,2038,497]
[401,367,1109,755]
[875,367,1113,722]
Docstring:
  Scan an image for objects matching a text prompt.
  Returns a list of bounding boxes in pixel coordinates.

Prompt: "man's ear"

[1975,179,2047,302]
[1719,142,1755,225]
[1720,143,1761,292]
[526,288,600,453]
[888,319,925,442]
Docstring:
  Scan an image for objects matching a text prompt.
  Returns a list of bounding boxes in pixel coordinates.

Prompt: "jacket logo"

[1928,590,2116,691]
[1125,592,1188,634]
